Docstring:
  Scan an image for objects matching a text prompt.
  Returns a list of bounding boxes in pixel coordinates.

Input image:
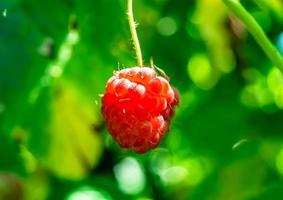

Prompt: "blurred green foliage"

[1,0,283,199]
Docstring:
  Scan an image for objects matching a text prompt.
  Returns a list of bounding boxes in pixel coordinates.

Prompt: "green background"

[1,0,283,199]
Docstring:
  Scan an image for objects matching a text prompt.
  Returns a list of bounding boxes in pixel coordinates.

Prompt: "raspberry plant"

[101,0,179,153]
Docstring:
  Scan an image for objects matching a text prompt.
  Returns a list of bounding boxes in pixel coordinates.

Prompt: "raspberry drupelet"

[101,67,179,153]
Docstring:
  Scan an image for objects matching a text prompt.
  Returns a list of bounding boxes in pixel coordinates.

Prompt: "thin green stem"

[128,0,143,67]
[223,0,283,72]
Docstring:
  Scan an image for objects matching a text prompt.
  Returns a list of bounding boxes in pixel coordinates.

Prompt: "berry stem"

[223,0,283,72]
[127,0,143,67]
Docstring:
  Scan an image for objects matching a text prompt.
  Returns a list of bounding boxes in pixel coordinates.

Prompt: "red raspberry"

[101,67,179,154]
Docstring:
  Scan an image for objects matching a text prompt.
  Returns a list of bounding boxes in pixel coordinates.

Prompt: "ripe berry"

[101,67,179,154]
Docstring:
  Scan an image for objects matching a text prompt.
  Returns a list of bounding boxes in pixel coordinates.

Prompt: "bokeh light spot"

[241,68,274,109]
[241,85,259,108]
[157,17,178,36]
[242,68,262,83]
[58,45,72,64]
[0,103,5,113]
[267,67,283,93]
[114,157,145,194]
[2,9,7,18]
[276,148,283,175]
[20,145,37,173]
[153,155,207,187]
[185,159,205,185]
[160,166,188,185]
[66,186,112,200]
[277,32,283,55]
[267,67,283,108]
[67,30,80,45]
[48,65,63,78]
[274,87,283,109]
[187,53,216,90]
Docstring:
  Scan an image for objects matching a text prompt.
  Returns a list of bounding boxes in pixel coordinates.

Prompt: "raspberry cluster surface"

[102,67,179,153]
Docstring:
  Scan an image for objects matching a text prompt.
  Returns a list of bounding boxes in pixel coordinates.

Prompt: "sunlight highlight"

[114,157,145,194]
[66,186,112,200]
[2,9,7,18]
